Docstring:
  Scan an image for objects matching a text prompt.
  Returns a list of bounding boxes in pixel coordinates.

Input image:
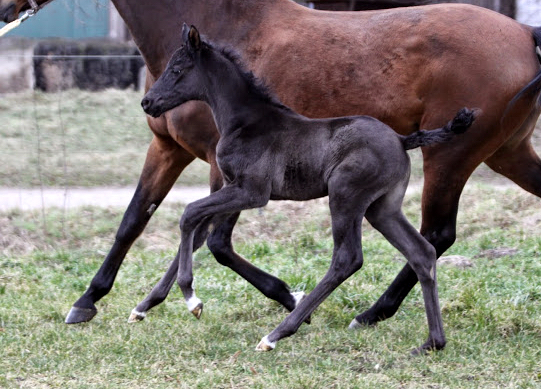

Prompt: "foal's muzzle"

[141,95,166,118]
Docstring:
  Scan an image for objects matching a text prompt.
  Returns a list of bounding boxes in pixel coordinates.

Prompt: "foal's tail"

[400,107,478,150]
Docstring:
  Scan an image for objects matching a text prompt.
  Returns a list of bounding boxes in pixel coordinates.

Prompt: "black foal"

[141,24,477,353]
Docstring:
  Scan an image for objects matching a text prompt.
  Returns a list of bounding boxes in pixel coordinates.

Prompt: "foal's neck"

[200,51,289,136]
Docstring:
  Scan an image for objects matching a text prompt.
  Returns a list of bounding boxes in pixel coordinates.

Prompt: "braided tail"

[401,107,479,151]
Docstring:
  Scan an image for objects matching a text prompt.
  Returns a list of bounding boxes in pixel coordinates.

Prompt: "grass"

[1,89,541,387]
[1,183,541,388]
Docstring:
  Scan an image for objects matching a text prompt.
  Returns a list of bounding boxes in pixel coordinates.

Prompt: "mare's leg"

[256,189,366,351]
[352,187,445,353]
[65,136,195,324]
[484,137,541,196]
[175,185,270,318]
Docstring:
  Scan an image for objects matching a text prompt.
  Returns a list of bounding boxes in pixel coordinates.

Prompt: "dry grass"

[0,89,209,187]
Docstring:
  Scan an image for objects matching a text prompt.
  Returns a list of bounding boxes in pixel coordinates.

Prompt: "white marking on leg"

[128,309,146,323]
[291,291,306,308]
[186,295,202,312]
[147,203,157,215]
[255,335,276,351]
[348,318,362,330]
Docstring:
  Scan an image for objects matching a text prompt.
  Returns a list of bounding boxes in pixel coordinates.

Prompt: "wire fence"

[0,47,211,193]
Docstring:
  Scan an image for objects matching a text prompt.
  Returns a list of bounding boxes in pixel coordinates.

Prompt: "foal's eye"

[173,68,181,75]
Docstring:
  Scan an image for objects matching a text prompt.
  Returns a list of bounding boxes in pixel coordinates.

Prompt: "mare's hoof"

[255,336,276,352]
[65,306,98,324]
[127,309,146,323]
[410,339,446,356]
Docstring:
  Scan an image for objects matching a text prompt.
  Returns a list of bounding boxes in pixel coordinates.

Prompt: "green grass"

[1,184,541,388]
[0,89,209,187]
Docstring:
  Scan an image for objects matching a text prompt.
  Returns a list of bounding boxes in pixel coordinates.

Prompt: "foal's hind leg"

[357,190,445,353]
[256,191,366,351]
[354,110,541,327]
[353,141,480,326]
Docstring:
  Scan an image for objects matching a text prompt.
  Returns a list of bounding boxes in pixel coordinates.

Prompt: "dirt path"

[0,180,516,212]
[0,186,210,211]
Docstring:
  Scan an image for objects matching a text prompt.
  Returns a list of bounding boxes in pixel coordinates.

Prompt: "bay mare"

[2,0,541,328]
[142,25,477,352]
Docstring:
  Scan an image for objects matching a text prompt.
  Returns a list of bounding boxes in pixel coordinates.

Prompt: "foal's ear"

[181,23,190,43]
[187,25,201,51]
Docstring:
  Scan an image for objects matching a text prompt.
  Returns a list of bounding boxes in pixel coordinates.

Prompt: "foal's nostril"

[141,97,152,112]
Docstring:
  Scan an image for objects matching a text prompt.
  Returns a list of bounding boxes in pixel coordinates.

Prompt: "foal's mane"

[206,41,292,112]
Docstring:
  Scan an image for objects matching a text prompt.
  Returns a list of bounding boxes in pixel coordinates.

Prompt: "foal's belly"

[270,188,328,202]
[269,173,328,201]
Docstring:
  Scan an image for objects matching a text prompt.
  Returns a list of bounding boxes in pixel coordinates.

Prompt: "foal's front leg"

[129,212,305,322]
[128,216,219,322]
[175,185,270,317]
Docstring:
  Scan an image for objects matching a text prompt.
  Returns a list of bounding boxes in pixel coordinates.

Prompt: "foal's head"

[141,24,206,118]
[142,24,287,118]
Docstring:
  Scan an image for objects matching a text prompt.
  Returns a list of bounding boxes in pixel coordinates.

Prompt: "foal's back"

[262,112,410,202]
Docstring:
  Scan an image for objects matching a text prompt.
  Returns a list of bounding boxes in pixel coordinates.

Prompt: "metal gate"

[4,0,109,38]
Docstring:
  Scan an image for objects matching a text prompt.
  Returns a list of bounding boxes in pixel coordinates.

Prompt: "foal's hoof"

[191,303,203,320]
[348,318,363,330]
[127,309,146,323]
[186,296,203,320]
[255,336,276,352]
[65,306,98,324]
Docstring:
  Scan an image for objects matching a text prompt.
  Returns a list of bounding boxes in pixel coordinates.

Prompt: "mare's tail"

[401,107,478,150]
[501,27,541,122]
